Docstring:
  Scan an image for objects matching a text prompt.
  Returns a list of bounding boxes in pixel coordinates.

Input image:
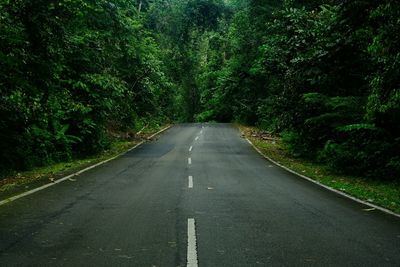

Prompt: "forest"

[1,0,399,180]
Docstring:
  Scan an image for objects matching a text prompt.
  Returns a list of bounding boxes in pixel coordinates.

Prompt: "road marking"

[188,158,192,165]
[0,125,173,207]
[200,130,203,134]
[195,136,199,141]
[147,125,172,140]
[187,218,198,267]
[188,176,193,188]
[189,146,193,152]
[244,137,400,219]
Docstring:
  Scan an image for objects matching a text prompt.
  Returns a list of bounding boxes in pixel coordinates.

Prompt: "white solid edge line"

[187,218,198,267]
[0,125,172,207]
[245,137,400,219]
[147,125,172,140]
[188,158,192,165]
[189,146,193,152]
[188,176,193,188]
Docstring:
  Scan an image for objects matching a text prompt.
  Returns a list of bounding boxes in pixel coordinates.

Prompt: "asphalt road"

[0,123,399,267]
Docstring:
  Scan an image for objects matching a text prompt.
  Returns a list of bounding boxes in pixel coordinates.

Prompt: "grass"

[0,124,170,200]
[239,125,400,215]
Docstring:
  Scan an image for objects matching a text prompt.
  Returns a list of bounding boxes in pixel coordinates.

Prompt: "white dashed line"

[188,176,193,188]
[195,136,199,141]
[188,158,192,165]
[189,146,193,152]
[187,218,198,267]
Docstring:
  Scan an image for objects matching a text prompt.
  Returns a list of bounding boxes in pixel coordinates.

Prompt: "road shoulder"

[0,125,171,206]
[238,125,400,218]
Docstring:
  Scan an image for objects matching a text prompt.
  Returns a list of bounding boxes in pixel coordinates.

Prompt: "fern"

[337,123,377,132]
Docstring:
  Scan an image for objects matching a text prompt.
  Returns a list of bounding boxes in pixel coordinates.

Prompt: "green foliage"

[188,0,399,180]
[1,0,399,181]
[146,0,232,122]
[0,0,177,174]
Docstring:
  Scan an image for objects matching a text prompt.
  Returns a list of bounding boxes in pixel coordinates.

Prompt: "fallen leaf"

[304,258,316,262]
[362,208,376,212]
[117,255,132,259]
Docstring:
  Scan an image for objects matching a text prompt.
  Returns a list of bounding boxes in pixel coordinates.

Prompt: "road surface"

[0,123,399,266]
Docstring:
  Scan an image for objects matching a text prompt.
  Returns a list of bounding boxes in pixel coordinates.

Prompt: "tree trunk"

[138,0,143,13]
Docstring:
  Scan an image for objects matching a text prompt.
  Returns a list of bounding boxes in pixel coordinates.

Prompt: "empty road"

[0,123,399,266]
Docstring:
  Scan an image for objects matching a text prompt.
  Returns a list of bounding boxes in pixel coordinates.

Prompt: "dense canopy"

[0,0,399,180]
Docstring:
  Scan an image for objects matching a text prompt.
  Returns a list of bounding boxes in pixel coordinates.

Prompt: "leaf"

[362,208,376,212]
[337,124,377,132]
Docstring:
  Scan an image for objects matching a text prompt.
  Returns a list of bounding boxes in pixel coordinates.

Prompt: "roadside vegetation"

[189,0,399,182]
[0,1,176,179]
[1,0,399,206]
